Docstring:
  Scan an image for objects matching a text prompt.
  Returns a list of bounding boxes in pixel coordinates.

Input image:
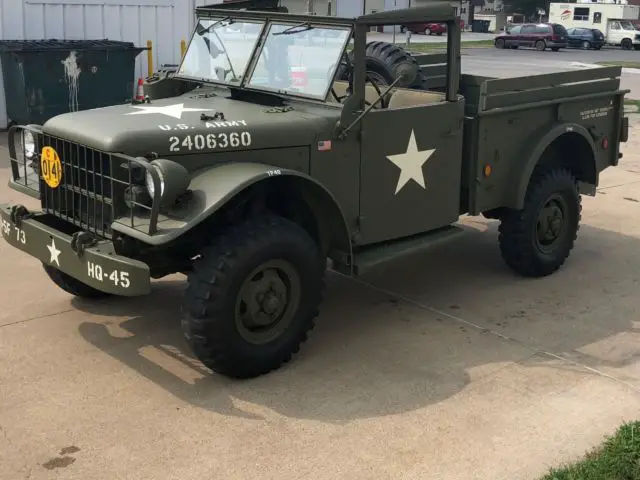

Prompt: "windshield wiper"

[196,16,233,36]
[273,22,314,36]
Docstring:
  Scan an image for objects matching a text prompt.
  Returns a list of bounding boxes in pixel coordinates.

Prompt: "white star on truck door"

[125,103,214,119]
[386,129,436,195]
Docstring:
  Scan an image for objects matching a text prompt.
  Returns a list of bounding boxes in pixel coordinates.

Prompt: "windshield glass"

[245,23,352,99]
[178,18,265,84]
[620,20,636,30]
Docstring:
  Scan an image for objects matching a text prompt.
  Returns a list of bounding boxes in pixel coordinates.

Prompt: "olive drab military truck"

[1,2,630,379]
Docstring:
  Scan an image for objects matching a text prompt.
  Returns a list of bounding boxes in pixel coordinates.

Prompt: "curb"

[571,61,640,74]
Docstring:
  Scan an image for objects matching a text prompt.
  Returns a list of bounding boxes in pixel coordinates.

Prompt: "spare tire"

[336,41,428,90]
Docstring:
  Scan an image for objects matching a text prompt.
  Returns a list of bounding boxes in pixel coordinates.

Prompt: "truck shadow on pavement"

[74,220,640,423]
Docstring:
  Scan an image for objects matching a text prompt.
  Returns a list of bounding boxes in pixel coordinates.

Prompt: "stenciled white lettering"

[168,131,252,153]
[87,261,131,289]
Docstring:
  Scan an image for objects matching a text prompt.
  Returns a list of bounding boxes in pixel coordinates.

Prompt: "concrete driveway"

[1,122,640,479]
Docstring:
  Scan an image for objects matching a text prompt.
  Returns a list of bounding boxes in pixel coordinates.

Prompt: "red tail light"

[551,35,559,41]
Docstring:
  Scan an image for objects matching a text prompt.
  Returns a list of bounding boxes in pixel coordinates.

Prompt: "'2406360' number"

[169,131,252,152]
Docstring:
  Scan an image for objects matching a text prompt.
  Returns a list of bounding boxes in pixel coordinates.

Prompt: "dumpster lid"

[0,39,146,52]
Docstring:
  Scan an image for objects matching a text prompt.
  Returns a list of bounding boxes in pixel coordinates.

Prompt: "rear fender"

[117,162,353,270]
[509,122,596,210]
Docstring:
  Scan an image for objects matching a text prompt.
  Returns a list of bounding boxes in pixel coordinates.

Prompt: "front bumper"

[1,204,151,296]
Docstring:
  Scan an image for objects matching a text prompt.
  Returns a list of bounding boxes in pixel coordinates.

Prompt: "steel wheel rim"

[234,259,301,345]
[535,193,568,254]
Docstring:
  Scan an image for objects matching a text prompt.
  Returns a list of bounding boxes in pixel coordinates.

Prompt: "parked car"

[401,22,447,35]
[566,27,605,50]
[494,23,569,51]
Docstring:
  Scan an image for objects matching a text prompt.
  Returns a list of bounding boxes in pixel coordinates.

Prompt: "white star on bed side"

[386,129,436,195]
[125,103,214,119]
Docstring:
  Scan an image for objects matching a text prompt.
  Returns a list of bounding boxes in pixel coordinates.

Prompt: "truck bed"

[414,53,627,216]
[413,52,622,114]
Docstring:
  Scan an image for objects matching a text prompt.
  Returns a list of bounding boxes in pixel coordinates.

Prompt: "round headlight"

[145,165,164,198]
[143,159,190,208]
[23,131,36,159]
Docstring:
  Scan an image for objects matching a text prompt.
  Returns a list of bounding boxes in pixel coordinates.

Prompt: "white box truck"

[549,2,640,49]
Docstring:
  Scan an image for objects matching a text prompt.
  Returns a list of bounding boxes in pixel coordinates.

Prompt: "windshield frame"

[175,14,354,102]
[242,21,353,101]
[175,17,269,87]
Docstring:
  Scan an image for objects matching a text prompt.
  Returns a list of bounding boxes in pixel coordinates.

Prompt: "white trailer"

[549,2,640,49]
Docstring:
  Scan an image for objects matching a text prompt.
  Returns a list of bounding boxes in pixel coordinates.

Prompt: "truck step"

[352,225,465,275]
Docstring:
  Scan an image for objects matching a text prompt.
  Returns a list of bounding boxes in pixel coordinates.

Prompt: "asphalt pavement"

[456,46,640,99]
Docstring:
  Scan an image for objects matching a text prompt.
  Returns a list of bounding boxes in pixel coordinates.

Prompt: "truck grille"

[39,135,128,238]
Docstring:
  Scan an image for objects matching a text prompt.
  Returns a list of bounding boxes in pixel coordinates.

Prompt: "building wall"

[279,0,331,15]
[0,0,223,129]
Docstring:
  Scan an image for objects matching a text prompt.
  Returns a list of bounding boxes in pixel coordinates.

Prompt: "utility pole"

[307,0,314,14]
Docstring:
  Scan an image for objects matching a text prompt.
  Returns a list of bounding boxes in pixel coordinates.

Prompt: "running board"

[352,225,465,275]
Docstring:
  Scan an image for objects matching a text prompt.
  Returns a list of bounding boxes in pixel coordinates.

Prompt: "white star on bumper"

[386,130,436,195]
[47,238,61,266]
[125,103,214,120]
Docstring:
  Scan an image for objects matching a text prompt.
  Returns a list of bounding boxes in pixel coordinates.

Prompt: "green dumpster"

[0,39,146,125]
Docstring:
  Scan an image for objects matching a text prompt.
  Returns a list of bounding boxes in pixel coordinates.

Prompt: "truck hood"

[41,94,332,156]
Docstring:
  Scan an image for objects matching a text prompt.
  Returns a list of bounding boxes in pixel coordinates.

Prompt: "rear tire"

[43,264,111,299]
[535,40,546,51]
[498,167,581,277]
[582,40,591,50]
[181,214,326,379]
[495,38,505,49]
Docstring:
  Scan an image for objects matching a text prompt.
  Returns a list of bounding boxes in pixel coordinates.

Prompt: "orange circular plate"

[40,146,62,188]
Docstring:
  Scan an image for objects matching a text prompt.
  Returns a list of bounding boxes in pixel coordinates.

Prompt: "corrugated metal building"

[0,0,366,129]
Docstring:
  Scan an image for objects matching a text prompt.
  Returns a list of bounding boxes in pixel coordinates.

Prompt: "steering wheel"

[330,73,387,107]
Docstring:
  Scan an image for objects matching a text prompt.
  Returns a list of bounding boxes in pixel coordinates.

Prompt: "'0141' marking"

[87,261,131,289]
[169,131,252,152]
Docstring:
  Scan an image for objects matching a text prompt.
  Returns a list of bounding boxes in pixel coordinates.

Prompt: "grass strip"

[539,421,640,480]
[597,61,640,69]
[624,99,640,113]
[396,39,494,52]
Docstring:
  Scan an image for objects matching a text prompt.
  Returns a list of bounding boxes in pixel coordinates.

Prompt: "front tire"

[498,167,581,277]
[536,40,546,51]
[43,264,111,299]
[181,214,326,379]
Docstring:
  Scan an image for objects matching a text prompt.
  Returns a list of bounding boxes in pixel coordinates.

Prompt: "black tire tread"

[498,167,581,277]
[42,264,111,298]
[337,40,429,89]
[181,214,325,379]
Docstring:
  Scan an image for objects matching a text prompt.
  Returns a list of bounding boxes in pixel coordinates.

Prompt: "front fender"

[509,122,596,210]
[113,163,353,264]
